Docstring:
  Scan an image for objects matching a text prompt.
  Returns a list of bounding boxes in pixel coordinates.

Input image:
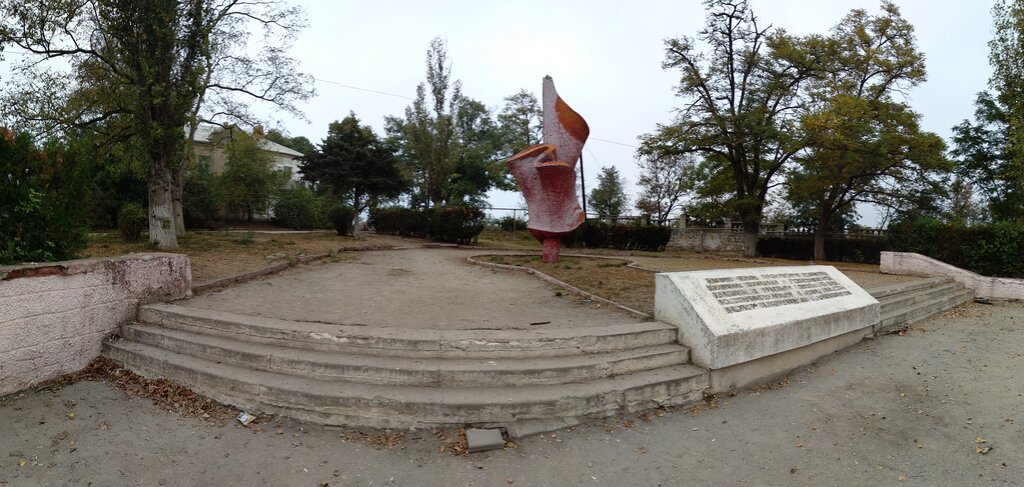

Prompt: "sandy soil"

[478,254,916,315]
[83,230,387,284]
[2,301,1020,486]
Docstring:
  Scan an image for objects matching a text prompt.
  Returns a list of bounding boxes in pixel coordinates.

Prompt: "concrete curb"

[466,253,652,319]
[191,244,392,294]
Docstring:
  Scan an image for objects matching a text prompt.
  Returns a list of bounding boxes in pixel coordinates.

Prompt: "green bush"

[0,130,90,263]
[117,203,149,242]
[370,206,483,244]
[562,220,671,251]
[272,188,336,229]
[369,206,430,237]
[429,206,485,245]
[756,237,886,264]
[329,205,356,236]
[498,215,527,232]
[888,217,1024,277]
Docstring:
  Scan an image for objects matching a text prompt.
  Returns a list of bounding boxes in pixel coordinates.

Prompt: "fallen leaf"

[975,437,987,444]
[976,447,993,454]
[18,459,26,467]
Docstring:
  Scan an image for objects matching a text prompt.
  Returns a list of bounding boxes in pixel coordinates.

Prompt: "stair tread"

[140,303,675,341]
[105,339,708,404]
[877,282,964,306]
[879,288,974,322]
[867,277,952,299]
[124,323,690,372]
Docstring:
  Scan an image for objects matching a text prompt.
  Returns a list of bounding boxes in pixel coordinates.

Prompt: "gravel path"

[3,301,1021,486]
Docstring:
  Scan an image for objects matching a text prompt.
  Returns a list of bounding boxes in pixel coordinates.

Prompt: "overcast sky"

[0,0,999,224]
[273,0,995,223]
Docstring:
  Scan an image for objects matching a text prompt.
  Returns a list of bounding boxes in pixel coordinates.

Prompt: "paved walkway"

[182,248,640,329]
[2,301,1020,486]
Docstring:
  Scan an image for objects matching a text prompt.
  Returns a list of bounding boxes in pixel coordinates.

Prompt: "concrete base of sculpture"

[654,265,879,391]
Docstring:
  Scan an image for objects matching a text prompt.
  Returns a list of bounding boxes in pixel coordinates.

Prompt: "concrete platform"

[182,248,640,330]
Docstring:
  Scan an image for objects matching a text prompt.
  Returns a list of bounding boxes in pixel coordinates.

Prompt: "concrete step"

[876,288,974,334]
[103,339,709,429]
[867,277,952,299]
[138,304,678,358]
[876,282,965,315]
[121,323,691,387]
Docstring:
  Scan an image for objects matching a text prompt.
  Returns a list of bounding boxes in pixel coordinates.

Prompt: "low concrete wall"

[880,251,1024,300]
[0,253,191,396]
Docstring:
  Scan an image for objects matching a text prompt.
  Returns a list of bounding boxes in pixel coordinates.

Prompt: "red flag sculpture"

[506,76,589,263]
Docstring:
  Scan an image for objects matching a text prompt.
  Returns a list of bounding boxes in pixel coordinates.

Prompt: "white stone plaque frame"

[655,265,879,370]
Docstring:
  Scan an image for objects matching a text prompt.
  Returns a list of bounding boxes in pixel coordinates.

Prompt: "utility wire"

[312,77,415,100]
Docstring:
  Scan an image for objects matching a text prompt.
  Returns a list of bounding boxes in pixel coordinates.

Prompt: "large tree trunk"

[741,220,759,257]
[148,161,179,249]
[813,210,832,262]
[172,163,186,236]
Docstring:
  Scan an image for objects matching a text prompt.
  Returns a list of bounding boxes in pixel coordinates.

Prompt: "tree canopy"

[300,113,407,214]
[0,0,313,247]
[589,166,629,219]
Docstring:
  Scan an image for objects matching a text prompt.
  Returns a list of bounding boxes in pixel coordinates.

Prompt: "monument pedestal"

[655,265,879,392]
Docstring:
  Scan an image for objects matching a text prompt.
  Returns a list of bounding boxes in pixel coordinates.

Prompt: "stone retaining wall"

[668,226,746,253]
[0,253,191,396]
[880,251,1024,300]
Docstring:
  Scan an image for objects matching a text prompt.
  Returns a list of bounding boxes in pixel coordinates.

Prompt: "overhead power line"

[312,77,415,100]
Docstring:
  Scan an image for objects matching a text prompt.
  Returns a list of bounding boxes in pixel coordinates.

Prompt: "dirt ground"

[2,301,1021,486]
[478,254,915,315]
[83,231,389,284]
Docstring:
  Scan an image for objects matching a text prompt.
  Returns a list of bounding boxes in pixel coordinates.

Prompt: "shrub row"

[756,237,886,264]
[887,217,1024,278]
[561,220,672,252]
[369,206,485,245]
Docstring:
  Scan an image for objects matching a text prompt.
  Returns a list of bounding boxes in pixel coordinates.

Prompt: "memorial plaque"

[654,265,879,370]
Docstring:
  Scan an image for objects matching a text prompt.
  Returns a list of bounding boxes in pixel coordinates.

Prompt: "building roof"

[190,124,304,158]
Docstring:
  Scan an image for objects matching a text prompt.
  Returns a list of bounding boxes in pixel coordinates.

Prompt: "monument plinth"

[655,265,880,390]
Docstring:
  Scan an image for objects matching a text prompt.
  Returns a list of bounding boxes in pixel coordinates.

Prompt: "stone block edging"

[880,251,1024,300]
[191,243,392,293]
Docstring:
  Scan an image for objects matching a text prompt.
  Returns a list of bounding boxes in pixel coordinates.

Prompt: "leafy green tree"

[589,166,628,219]
[300,114,407,218]
[386,37,461,208]
[0,129,92,263]
[789,1,949,261]
[265,129,316,156]
[448,98,506,205]
[216,130,290,221]
[951,0,1024,221]
[498,89,542,151]
[1,0,312,248]
[635,154,691,224]
[491,89,542,192]
[637,0,825,256]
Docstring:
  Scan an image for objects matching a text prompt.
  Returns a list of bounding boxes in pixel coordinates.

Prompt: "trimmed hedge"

[369,206,484,244]
[562,220,672,252]
[756,237,886,264]
[888,218,1024,278]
